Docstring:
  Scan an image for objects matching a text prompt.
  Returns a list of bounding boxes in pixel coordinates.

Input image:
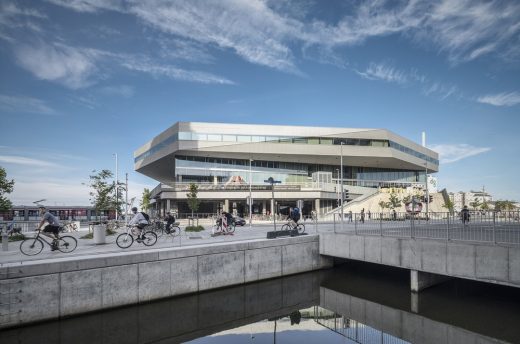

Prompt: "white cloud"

[121,60,235,85]
[477,91,520,107]
[0,94,56,114]
[356,62,408,84]
[14,41,100,89]
[429,144,491,164]
[0,155,59,167]
[46,0,124,13]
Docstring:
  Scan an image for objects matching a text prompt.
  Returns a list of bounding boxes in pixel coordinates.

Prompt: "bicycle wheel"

[142,231,157,246]
[116,233,134,248]
[57,236,77,253]
[297,223,305,234]
[227,223,236,233]
[20,238,44,256]
[281,224,290,231]
[168,226,181,238]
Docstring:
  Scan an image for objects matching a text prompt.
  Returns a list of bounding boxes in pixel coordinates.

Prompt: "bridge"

[320,213,520,292]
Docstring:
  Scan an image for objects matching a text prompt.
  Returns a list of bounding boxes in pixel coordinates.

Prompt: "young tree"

[442,199,455,213]
[140,188,151,212]
[388,191,401,210]
[84,170,126,219]
[186,183,200,218]
[495,200,515,211]
[469,197,481,210]
[378,200,389,212]
[0,166,15,211]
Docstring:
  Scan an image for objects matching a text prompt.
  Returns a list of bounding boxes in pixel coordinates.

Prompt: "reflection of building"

[0,205,104,221]
[134,122,438,217]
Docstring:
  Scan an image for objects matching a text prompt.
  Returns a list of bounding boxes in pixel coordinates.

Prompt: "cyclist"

[220,211,234,230]
[128,207,149,240]
[288,207,301,229]
[36,206,61,251]
[164,210,176,234]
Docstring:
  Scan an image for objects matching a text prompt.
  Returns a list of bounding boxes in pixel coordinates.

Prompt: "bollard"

[2,229,8,251]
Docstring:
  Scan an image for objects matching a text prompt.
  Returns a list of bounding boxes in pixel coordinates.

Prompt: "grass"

[185,225,205,232]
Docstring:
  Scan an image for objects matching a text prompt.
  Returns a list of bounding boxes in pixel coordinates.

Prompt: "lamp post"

[265,177,281,231]
[425,162,429,219]
[113,153,118,221]
[340,142,344,230]
[249,159,253,229]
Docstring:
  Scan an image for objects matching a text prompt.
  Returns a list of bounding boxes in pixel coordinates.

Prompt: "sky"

[1,0,519,206]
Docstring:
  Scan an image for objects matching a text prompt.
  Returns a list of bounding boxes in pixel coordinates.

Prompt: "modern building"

[134,122,439,217]
[449,190,493,211]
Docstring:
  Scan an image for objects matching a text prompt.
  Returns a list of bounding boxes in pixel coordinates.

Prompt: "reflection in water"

[1,262,520,344]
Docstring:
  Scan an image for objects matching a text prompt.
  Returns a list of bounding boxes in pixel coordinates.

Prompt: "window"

[237,135,252,142]
[320,138,333,145]
[222,135,237,142]
[178,132,192,140]
[207,134,222,141]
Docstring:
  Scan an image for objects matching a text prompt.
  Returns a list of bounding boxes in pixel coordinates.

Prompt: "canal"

[2,261,520,343]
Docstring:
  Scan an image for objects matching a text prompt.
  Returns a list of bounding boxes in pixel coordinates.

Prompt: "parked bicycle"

[20,228,78,256]
[116,225,157,248]
[280,221,305,234]
[60,221,78,233]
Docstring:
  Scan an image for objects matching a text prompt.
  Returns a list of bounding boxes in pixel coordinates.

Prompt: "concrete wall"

[1,271,323,344]
[320,233,520,289]
[0,235,332,329]
[320,287,505,344]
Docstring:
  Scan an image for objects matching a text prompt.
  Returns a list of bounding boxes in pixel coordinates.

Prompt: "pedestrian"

[461,205,470,225]
[368,210,371,220]
[360,208,365,223]
[348,210,353,222]
[392,209,397,220]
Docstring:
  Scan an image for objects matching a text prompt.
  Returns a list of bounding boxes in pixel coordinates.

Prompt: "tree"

[402,195,411,206]
[140,188,151,211]
[0,166,15,211]
[481,200,490,211]
[186,183,200,217]
[469,197,481,210]
[442,199,455,213]
[495,200,515,211]
[388,191,401,210]
[378,200,389,212]
[84,170,126,219]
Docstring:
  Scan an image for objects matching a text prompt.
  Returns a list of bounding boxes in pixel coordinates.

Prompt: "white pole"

[114,153,118,221]
[125,172,128,225]
[249,159,253,228]
[341,142,344,230]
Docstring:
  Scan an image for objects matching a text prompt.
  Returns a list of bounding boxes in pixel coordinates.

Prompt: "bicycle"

[20,228,78,256]
[157,221,181,239]
[61,221,78,233]
[280,221,305,234]
[212,217,235,236]
[115,225,157,249]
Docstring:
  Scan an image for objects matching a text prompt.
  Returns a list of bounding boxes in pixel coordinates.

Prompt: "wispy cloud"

[0,155,59,167]
[99,85,135,98]
[46,0,124,13]
[477,91,520,107]
[121,60,235,85]
[356,62,408,84]
[0,94,57,115]
[429,144,491,164]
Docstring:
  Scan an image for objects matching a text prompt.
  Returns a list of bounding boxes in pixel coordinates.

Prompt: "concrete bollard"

[2,231,8,251]
[93,224,106,244]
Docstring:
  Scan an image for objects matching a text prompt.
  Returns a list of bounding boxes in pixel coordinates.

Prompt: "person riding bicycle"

[220,211,234,229]
[36,206,61,251]
[164,210,176,234]
[288,207,301,229]
[128,207,149,239]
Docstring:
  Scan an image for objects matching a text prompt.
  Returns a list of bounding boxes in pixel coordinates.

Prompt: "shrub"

[185,225,205,232]
[0,233,25,242]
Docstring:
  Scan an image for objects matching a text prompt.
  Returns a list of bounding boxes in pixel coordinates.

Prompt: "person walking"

[348,210,353,222]
[360,208,365,223]
[461,205,470,225]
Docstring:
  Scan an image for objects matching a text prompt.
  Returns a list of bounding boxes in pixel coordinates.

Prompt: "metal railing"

[331,211,520,245]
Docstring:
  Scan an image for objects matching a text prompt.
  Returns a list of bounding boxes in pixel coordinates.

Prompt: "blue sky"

[1,0,519,205]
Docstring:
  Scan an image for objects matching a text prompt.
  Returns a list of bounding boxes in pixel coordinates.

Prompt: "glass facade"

[135,130,438,166]
[174,155,424,184]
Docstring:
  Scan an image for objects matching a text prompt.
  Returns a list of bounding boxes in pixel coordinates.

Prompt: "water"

[2,262,520,343]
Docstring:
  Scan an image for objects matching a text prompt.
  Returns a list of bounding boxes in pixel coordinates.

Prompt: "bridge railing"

[331,211,520,245]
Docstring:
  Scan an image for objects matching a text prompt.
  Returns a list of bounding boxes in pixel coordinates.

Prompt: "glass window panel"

[359,139,370,146]
[293,137,307,144]
[265,136,279,142]
[237,135,252,142]
[307,138,320,145]
[207,134,222,141]
[320,138,333,145]
[251,136,265,142]
[178,132,192,140]
[346,138,359,145]
[222,135,237,142]
[192,133,207,140]
[279,137,291,143]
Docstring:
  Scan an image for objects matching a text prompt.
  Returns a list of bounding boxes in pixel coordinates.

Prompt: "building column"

[410,270,450,292]
[262,200,267,215]
[224,199,230,212]
[315,199,321,215]
[270,199,275,215]
[166,199,172,213]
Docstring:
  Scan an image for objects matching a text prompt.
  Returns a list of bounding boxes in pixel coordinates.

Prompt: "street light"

[249,159,253,229]
[424,162,429,219]
[340,142,344,230]
[113,153,118,221]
